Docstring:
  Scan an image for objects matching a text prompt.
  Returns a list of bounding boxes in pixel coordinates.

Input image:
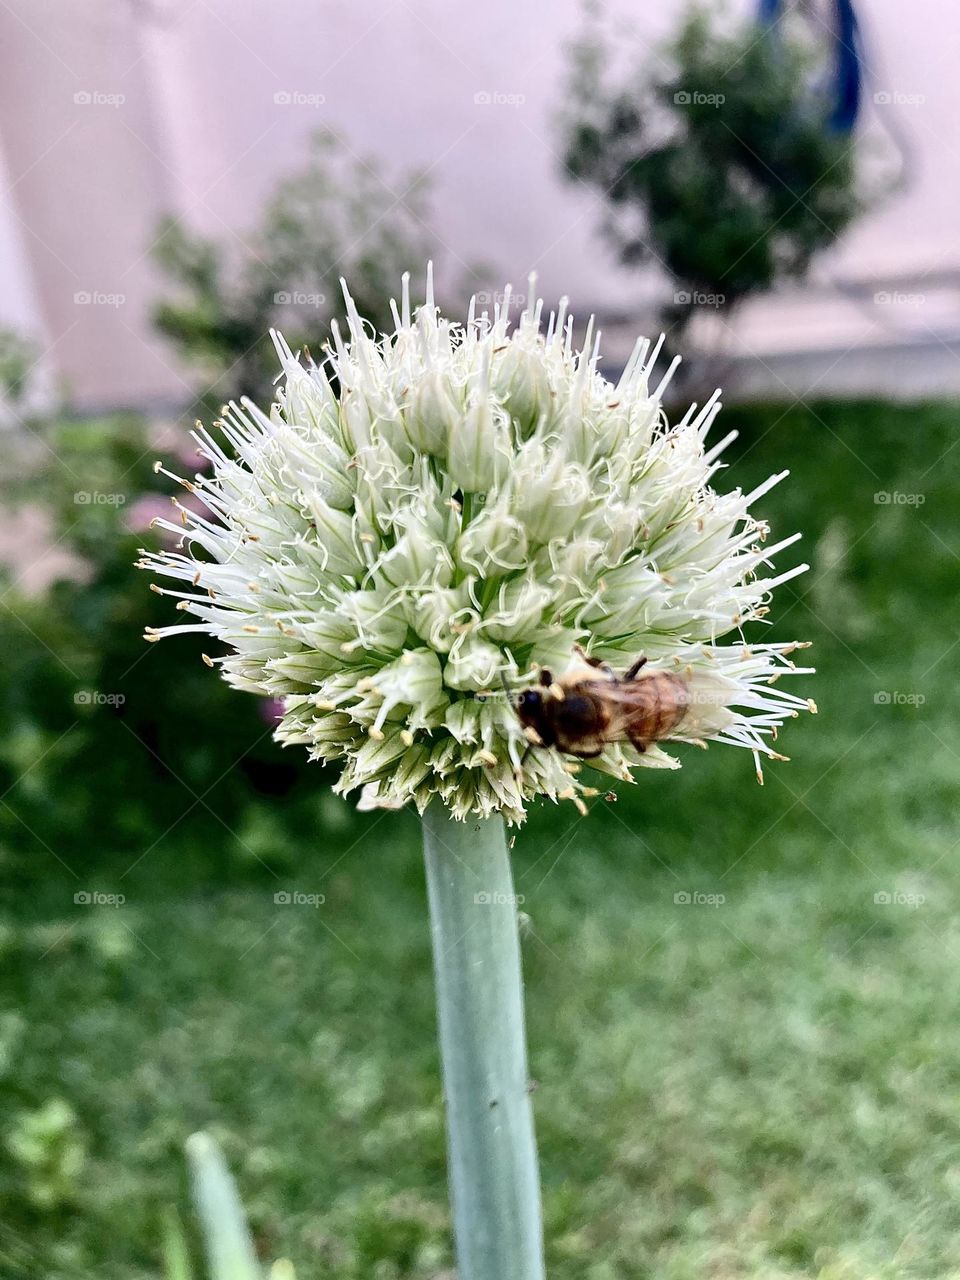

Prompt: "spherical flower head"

[140,266,814,824]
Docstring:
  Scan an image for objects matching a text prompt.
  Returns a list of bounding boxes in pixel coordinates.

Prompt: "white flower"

[140,267,814,824]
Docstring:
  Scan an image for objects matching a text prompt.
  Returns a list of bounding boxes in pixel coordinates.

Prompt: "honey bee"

[513,647,689,758]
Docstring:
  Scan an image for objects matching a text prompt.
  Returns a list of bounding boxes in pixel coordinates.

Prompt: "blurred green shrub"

[5,1099,86,1211]
[0,414,350,879]
[0,326,42,421]
[151,131,432,408]
[560,5,866,337]
[0,327,39,406]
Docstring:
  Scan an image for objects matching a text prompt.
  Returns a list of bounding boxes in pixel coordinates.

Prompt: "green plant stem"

[421,804,545,1280]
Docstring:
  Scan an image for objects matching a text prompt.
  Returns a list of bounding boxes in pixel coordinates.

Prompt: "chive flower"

[141,267,813,823]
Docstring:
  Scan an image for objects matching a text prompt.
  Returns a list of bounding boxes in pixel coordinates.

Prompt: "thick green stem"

[422,804,545,1280]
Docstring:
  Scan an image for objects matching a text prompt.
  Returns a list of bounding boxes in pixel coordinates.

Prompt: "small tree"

[561,6,864,346]
[151,131,432,409]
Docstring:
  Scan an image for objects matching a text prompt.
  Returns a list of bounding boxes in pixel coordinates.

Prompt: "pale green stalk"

[185,1133,260,1280]
[422,804,545,1280]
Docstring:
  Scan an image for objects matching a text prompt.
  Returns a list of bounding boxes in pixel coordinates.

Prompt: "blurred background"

[1,2,959,1277]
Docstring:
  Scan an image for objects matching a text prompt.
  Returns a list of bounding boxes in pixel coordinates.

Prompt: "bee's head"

[515,688,543,726]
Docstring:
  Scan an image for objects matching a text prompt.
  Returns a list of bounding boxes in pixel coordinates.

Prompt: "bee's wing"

[581,677,685,743]
[574,680,644,741]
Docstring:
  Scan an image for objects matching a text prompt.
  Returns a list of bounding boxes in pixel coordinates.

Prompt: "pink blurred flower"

[259,697,285,726]
[124,494,169,535]
[126,490,214,550]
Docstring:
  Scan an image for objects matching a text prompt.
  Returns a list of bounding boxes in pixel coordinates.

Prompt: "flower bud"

[458,508,528,576]
[405,369,461,456]
[447,399,509,494]
[378,519,453,589]
[300,498,364,577]
[444,635,504,691]
[508,448,591,544]
[482,575,552,643]
[492,340,554,436]
[405,583,476,653]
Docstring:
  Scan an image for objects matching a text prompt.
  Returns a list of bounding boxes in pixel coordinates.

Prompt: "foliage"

[0,327,42,418]
[2,399,959,1277]
[0,414,355,882]
[561,6,865,334]
[5,1100,86,1212]
[151,132,433,409]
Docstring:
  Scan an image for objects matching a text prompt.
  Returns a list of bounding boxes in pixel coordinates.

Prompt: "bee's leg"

[538,667,554,688]
[574,643,616,679]
[626,729,648,754]
[623,655,649,681]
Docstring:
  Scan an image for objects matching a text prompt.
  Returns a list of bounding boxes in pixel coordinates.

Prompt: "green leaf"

[161,1206,194,1280]
[185,1133,261,1280]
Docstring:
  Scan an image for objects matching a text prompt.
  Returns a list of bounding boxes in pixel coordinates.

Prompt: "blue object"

[828,0,861,132]
[756,0,861,132]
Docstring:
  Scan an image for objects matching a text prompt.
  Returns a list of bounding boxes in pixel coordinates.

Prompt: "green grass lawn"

[3,398,960,1278]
